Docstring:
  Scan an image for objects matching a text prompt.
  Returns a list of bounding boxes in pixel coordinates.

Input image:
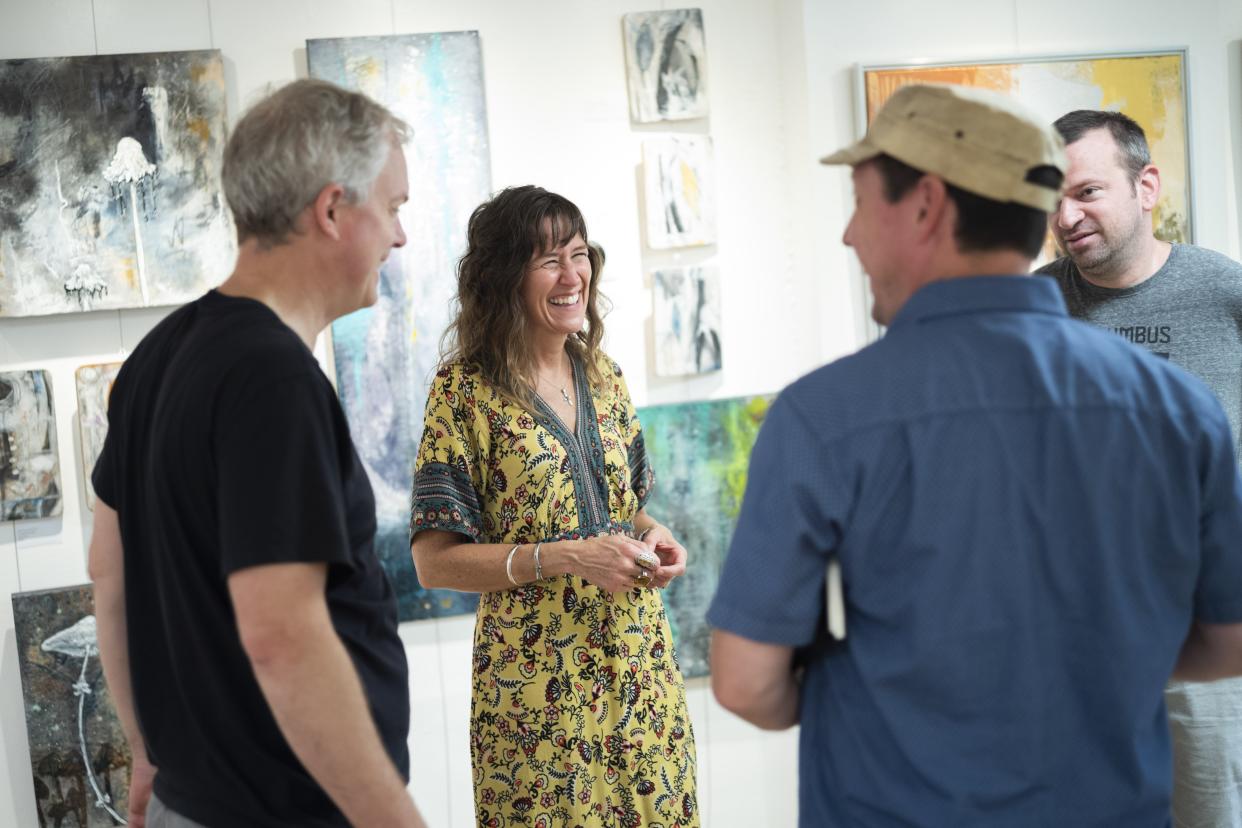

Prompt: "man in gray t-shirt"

[1038,108,1242,828]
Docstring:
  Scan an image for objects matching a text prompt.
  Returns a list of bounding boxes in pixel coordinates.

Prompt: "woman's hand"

[568,534,655,593]
[640,524,688,589]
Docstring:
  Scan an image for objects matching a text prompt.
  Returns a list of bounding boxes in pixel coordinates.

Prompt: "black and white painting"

[14,584,131,826]
[0,50,233,317]
[653,266,722,376]
[622,8,709,122]
[0,370,63,520]
[643,135,716,249]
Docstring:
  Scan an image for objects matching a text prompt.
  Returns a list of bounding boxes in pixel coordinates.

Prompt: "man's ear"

[911,174,950,244]
[309,183,347,240]
[1136,164,1161,213]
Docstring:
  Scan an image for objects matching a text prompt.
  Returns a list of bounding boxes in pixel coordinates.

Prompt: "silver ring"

[636,550,660,570]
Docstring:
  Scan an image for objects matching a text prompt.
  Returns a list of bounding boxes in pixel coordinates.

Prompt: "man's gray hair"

[222,79,411,246]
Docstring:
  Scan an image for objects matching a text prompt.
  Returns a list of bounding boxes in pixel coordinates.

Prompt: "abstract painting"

[14,584,131,826]
[861,50,1192,246]
[622,8,709,122]
[76,362,123,511]
[638,395,771,677]
[653,266,722,376]
[308,32,490,621]
[0,50,233,317]
[643,135,716,249]
[0,370,62,520]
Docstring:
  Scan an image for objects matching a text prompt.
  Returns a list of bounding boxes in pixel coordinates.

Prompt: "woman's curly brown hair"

[440,186,607,408]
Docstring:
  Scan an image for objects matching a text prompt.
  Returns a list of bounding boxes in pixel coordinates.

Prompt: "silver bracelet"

[505,544,522,587]
[532,542,544,581]
[638,527,653,542]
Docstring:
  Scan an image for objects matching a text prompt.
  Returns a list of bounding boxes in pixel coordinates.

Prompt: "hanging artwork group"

[623,8,724,376]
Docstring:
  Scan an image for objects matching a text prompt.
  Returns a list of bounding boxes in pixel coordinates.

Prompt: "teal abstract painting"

[637,395,771,677]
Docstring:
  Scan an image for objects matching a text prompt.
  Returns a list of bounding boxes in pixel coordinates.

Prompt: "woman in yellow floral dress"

[410,186,699,828]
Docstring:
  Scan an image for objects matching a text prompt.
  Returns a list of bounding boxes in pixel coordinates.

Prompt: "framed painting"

[76,362,123,511]
[637,395,771,677]
[652,266,722,377]
[622,8,709,122]
[859,50,1192,245]
[0,369,62,520]
[643,135,717,249]
[308,31,491,621]
[14,584,131,826]
[0,50,233,317]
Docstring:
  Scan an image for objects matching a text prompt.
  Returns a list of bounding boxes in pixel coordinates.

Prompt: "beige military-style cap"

[821,83,1066,211]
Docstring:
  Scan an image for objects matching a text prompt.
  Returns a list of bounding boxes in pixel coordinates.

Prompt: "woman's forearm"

[411,531,580,593]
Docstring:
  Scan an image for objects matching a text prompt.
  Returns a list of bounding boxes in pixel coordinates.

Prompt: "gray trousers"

[147,793,210,828]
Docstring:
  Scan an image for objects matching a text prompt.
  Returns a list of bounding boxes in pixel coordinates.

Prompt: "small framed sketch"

[0,370,62,520]
[653,266,722,376]
[623,8,709,122]
[76,361,123,511]
[643,136,716,249]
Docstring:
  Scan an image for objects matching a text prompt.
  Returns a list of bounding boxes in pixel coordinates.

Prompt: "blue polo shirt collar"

[889,275,1069,330]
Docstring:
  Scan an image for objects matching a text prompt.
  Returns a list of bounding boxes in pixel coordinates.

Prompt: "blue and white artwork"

[0,370,63,520]
[622,8,709,123]
[653,266,722,376]
[308,32,491,620]
[0,50,233,317]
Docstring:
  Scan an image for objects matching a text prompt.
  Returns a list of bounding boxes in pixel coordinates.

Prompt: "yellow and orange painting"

[863,52,1191,246]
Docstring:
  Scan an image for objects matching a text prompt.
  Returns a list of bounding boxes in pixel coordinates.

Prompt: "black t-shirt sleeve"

[214,370,353,577]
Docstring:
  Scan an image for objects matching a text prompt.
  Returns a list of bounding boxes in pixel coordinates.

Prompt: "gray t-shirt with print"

[1039,243,1242,465]
[1040,241,1242,827]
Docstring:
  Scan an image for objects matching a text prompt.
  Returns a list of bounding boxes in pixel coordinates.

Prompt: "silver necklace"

[537,371,574,408]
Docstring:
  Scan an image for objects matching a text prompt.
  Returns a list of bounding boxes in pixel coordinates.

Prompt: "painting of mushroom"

[13,584,131,826]
[0,369,63,520]
[0,49,233,317]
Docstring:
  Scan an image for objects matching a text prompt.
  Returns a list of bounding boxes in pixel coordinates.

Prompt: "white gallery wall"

[1,0,1241,826]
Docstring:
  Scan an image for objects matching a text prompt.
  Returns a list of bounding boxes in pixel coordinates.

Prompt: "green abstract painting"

[637,395,771,678]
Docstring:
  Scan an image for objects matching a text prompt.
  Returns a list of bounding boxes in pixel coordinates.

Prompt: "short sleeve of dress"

[409,364,487,543]
[606,357,654,509]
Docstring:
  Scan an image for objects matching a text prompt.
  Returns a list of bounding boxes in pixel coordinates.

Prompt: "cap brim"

[819,138,880,166]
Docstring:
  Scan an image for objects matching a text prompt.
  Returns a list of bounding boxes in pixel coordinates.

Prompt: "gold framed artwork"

[857,50,1192,245]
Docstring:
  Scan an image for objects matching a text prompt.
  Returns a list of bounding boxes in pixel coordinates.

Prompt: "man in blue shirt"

[708,83,1242,826]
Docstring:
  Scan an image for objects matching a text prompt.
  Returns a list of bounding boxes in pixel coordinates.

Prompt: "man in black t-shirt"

[88,80,427,827]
